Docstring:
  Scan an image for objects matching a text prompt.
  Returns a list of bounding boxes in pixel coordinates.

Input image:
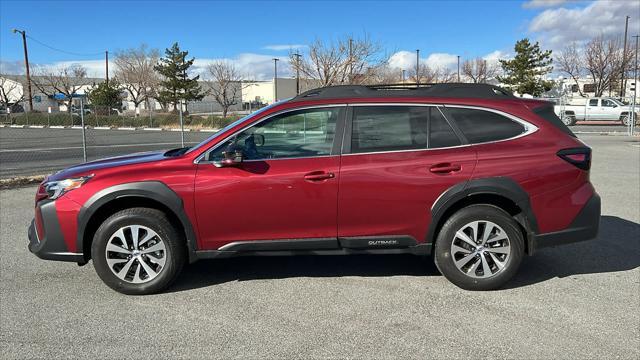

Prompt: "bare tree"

[0,76,25,111]
[204,60,244,118]
[114,45,160,115]
[289,35,386,86]
[584,36,632,97]
[462,58,498,83]
[410,64,456,84]
[361,65,402,85]
[556,42,585,96]
[32,64,89,112]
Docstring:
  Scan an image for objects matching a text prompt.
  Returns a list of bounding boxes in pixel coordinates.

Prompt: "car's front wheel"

[91,208,186,295]
[434,204,524,291]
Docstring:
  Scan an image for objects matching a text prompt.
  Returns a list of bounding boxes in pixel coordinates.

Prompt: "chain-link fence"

[0,100,257,179]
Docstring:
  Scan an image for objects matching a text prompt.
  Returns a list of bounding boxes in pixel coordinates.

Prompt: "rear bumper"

[530,193,601,254]
[28,200,84,263]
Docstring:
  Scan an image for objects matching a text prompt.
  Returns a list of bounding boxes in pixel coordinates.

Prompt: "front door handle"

[304,171,335,182]
[430,163,461,174]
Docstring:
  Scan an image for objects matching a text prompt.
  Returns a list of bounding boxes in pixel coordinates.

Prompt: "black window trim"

[341,103,537,156]
[195,104,348,163]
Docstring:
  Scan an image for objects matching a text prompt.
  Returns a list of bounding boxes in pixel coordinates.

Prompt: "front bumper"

[28,200,84,263]
[530,193,601,253]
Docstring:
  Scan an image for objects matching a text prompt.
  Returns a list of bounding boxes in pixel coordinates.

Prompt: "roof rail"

[294,83,514,100]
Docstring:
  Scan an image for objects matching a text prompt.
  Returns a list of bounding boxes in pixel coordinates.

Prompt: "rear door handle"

[304,171,335,182]
[430,163,461,174]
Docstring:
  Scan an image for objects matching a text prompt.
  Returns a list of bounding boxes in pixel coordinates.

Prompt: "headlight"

[43,175,93,200]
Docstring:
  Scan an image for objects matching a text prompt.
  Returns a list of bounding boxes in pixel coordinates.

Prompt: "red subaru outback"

[28,84,600,294]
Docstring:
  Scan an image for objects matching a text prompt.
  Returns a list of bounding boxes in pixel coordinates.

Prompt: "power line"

[25,35,105,57]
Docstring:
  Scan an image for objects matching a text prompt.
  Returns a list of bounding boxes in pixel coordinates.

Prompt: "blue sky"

[1,0,638,79]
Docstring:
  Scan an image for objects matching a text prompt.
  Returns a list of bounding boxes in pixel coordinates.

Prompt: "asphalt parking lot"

[0,134,638,359]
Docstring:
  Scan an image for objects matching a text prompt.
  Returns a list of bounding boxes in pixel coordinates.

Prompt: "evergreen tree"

[498,39,554,97]
[154,42,205,111]
[86,80,123,115]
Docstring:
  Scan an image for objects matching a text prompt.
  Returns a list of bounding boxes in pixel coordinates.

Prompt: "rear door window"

[350,106,461,154]
[445,107,525,144]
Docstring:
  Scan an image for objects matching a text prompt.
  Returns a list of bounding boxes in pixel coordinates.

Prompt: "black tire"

[621,114,638,126]
[562,115,576,126]
[91,207,186,295]
[433,204,524,291]
[620,115,630,126]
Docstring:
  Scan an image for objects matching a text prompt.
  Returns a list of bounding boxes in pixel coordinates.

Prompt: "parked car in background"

[554,97,639,126]
[29,84,600,295]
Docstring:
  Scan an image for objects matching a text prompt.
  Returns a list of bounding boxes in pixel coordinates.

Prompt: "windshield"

[608,98,624,106]
[186,103,279,154]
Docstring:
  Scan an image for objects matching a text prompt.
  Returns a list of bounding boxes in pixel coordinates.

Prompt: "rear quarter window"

[445,107,526,144]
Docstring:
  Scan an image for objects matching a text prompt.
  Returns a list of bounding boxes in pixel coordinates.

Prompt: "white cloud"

[388,51,459,70]
[34,60,111,78]
[529,0,640,50]
[263,44,308,51]
[0,53,291,81]
[482,50,509,65]
[387,51,416,70]
[522,0,573,9]
[0,60,24,75]
[192,53,292,81]
[389,50,505,70]
[424,53,459,69]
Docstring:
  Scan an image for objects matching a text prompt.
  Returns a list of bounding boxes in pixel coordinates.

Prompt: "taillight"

[557,147,591,170]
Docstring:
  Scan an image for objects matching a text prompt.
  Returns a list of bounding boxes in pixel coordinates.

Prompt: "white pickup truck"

[554,97,638,126]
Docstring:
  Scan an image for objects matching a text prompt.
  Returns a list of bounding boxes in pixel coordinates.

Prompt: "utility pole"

[416,49,420,87]
[349,38,353,83]
[273,58,279,102]
[402,69,406,83]
[12,29,33,112]
[631,35,638,136]
[621,16,630,99]
[105,50,109,86]
[457,55,461,82]
[294,52,301,95]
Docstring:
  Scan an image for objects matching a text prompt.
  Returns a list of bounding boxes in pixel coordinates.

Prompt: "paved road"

[0,127,212,178]
[0,134,638,358]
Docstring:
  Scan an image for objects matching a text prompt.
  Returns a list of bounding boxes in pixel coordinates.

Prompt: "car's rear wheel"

[434,204,524,291]
[91,208,185,295]
[621,114,638,126]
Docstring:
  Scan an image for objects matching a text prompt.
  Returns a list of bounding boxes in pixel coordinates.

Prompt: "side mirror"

[214,149,244,168]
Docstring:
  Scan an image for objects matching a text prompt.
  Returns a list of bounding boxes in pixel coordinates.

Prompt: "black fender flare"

[76,181,198,262]
[427,177,539,251]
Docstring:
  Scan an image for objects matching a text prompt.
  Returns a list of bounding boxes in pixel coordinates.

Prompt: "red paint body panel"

[337,147,476,243]
[194,157,340,249]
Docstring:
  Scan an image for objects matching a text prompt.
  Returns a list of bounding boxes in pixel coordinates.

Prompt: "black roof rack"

[293,83,514,101]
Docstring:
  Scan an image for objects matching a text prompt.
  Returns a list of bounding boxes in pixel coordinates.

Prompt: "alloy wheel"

[105,225,167,284]
[450,220,511,279]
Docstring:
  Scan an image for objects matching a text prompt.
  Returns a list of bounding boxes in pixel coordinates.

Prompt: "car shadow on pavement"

[169,254,440,293]
[168,215,639,293]
[506,215,640,289]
